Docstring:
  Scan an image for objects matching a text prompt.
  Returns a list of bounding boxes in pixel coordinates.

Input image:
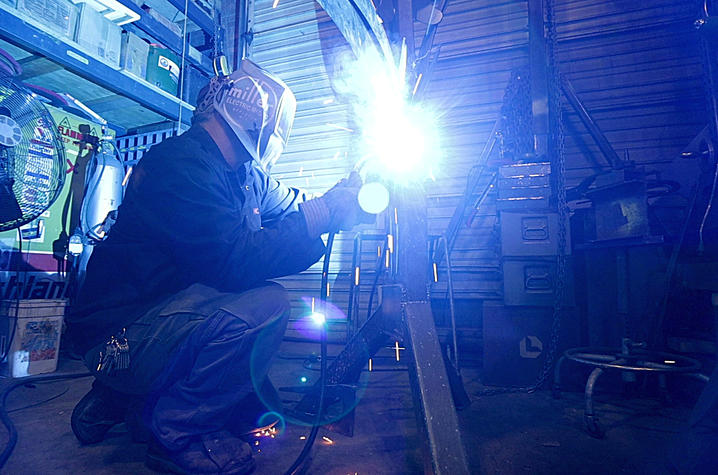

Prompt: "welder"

[66,59,367,474]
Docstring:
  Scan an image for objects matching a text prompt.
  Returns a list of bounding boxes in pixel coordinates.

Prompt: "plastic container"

[0,299,66,378]
[75,3,122,66]
[146,45,180,95]
[120,31,149,79]
[16,0,79,40]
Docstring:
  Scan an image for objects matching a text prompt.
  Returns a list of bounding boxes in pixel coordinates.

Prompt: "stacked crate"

[482,162,573,386]
[496,162,570,306]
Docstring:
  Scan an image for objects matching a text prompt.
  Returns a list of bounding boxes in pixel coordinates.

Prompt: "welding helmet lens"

[214,59,296,171]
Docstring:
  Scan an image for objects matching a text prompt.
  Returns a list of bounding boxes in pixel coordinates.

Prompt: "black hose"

[0,372,91,469]
[283,232,334,475]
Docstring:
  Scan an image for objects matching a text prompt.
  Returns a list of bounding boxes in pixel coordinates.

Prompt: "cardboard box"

[120,31,149,79]
[75,3,122,66]
[16,0,78,39]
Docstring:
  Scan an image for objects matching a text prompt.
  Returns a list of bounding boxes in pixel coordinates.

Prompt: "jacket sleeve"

[253,166,311,227]
[137,157,325,292]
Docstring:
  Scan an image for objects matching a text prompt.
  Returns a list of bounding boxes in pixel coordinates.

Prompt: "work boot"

[146,430,256,474]
[71,380,127,444]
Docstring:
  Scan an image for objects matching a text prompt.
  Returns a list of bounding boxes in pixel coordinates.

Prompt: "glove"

[300,172,373,237]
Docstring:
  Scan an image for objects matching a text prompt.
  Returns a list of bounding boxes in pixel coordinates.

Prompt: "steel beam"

[528,0,549,157]
[396,186,471,474]
[404,301,470,475]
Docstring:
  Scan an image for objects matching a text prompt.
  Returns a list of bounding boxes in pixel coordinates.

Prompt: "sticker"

[158,55,180,83]
[519,335,543,359]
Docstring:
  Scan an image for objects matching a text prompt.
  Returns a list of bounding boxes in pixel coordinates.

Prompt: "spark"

[393,341,405,361]
[326,123,354,132]
[322,436,334,445]
[122,166,133,186]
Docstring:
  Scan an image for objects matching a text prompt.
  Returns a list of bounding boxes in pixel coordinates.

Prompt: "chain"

[477,0,567,397]
[499,68,534,160]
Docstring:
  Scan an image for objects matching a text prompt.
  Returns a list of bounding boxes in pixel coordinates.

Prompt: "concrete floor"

[0,341,695,474]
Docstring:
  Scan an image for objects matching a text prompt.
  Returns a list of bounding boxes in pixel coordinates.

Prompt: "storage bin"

[0,299,66,378]
[146,45,180,95]
[16,0,78,40]
[121,31,149,79]
[75,3,122,66]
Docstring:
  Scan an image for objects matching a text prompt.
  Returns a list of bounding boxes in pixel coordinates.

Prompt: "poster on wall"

[0,104,114,280]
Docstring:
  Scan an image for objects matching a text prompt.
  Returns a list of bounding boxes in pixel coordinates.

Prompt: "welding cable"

[283,233,334,475]
[0,372,91,469]
[366,242,389,323]
[0,47,21,76]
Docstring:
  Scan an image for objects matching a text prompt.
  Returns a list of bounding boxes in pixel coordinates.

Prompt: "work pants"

[83,282,290,451]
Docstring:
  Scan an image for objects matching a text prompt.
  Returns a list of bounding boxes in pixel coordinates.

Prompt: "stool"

[552,339,704,438]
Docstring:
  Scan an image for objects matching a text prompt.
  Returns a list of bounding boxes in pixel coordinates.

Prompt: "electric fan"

[0,74,65,231]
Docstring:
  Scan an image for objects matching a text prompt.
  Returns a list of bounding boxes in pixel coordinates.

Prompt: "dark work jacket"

[67,126,326,353]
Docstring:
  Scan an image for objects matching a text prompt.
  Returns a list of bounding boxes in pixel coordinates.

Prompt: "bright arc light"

[310,312,326,325]
[334,49,442,183]
[358,182,390,214]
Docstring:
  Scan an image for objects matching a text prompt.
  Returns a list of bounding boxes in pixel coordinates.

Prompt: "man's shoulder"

[142,130,203,164]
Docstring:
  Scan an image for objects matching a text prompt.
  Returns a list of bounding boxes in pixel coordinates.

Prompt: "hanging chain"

[532,0,568,393]
[499,68,534,160]
[477,0,567,396]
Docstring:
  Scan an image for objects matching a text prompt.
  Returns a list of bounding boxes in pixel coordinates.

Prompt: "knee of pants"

[246,283,291,325]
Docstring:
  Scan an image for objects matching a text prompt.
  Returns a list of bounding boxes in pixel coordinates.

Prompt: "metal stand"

[552,341,704,438]
[293,189,471,474]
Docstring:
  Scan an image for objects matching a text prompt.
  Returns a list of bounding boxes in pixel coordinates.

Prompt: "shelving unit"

[0,0,217,132]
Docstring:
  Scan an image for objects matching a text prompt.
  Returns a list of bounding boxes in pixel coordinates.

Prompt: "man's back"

[68,125,323,354]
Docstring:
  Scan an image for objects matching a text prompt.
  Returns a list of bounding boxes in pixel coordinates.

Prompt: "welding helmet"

[210,59,296,171]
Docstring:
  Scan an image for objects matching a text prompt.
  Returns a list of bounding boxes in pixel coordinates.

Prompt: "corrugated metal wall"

[247,0,706,338]
[555,0,705,180]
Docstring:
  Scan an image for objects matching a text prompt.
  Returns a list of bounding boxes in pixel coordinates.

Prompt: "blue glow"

[358,181,390,214]
[310,312,326,325]
[334,49,442,183]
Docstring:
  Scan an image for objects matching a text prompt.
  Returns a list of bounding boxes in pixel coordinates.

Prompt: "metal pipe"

[347,233,362,337]
[439,236,459,374]
[561,77,623,169]
[437,117,501,264]
[584,367,604,417]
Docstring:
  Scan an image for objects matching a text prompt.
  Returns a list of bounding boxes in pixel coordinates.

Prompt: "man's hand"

[299,172,374,237]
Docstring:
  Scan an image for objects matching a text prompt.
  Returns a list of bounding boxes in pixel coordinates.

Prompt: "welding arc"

[0,372,92,469]
[283,232,334,475]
